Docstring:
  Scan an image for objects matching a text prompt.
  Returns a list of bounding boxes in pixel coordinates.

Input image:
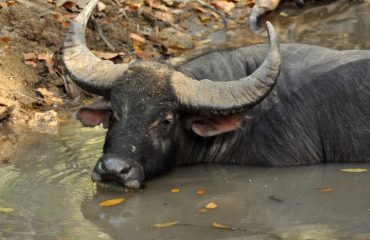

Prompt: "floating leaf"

[212,222,232,229]
[196,188,205,195]
[0,207,14,213]
[151,221,179,228]
[318,188,335,193]
[170,188,180,193]
[340,168,368,173]
[99,198,125,207]
[205,202,218,209]
[198,208,207,213]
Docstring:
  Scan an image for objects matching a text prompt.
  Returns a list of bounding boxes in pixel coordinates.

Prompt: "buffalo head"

[63,0,281,189]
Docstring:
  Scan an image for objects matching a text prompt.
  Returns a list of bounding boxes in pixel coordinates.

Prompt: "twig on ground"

[89,18,117,52]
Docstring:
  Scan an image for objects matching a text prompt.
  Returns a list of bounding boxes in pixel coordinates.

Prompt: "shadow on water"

[1,1,370,239]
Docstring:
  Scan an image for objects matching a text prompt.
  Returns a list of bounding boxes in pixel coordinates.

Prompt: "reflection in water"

[1,1,370,239]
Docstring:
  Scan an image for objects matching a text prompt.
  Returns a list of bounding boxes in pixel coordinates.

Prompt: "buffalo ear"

[191,115,244,137]
[76,99,111,128]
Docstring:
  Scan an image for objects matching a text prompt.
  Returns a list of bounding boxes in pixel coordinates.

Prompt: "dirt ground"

[0,0,259,161]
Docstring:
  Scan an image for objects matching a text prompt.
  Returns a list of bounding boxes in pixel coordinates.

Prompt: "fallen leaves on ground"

[23,51,56,73]
[0,207,14,213]
[170,188,181,193]
[318,188,335,193]
[36,88,63,106]
[340,168,368,173]
[99,198,125,207]
[0,1,16,8]
[205,201,218,209]
[151,220,179,228]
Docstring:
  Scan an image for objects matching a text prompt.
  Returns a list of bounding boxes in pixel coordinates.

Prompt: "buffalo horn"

[63,0,128,96]
[171,22,281,116]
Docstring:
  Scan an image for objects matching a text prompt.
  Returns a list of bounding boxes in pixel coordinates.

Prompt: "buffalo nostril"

[99,161,106,171]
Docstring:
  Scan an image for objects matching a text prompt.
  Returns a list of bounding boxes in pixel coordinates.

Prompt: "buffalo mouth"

[95,181,140,193]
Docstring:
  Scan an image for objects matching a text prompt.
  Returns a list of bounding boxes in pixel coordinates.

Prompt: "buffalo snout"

[92,155,144,189]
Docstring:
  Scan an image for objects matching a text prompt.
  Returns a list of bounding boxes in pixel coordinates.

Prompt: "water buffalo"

[63,0,370,189]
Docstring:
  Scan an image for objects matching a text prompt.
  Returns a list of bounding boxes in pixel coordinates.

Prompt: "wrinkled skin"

[249,0,306,31]
[78,44,370,189]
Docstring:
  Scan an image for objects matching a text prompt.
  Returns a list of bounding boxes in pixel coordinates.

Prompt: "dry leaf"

[198,208,207,213]
[134,47,151,60]
[7,0,16,6]
[51,13,64,22]
[62,1,75,11]
[36,88,63,105]
[319,188,335,193]
[38,51,55,73]
[195,6,210,14]
[211,1,235,13]
[97,1,106,11]
[170,188,181,193]
[205,202,218,209]
[0,207,14,213]
[154,11,174,23]
[129,33,146,45]
[151,221,179,228]
[0,1,16,8]
[340,168,368,173]
[99,198,125,207]
[146,0,169,11]
[93,51,120,60]
[0,37,10,44]
[23,52,38,61]
[25,61,37,68]
[128,2,143,10]
[62,21,71,28]
[196,188,205,195]
[62,14,78,19]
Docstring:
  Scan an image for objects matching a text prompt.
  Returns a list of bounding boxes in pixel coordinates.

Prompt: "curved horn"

[63,0,128,96]
[171,22,281,116]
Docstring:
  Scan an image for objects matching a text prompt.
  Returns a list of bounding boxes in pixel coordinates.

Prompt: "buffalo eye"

[161,119,171,126]
[159,113,174,127]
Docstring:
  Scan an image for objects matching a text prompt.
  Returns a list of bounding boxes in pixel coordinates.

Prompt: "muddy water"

[1,1,370,240]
